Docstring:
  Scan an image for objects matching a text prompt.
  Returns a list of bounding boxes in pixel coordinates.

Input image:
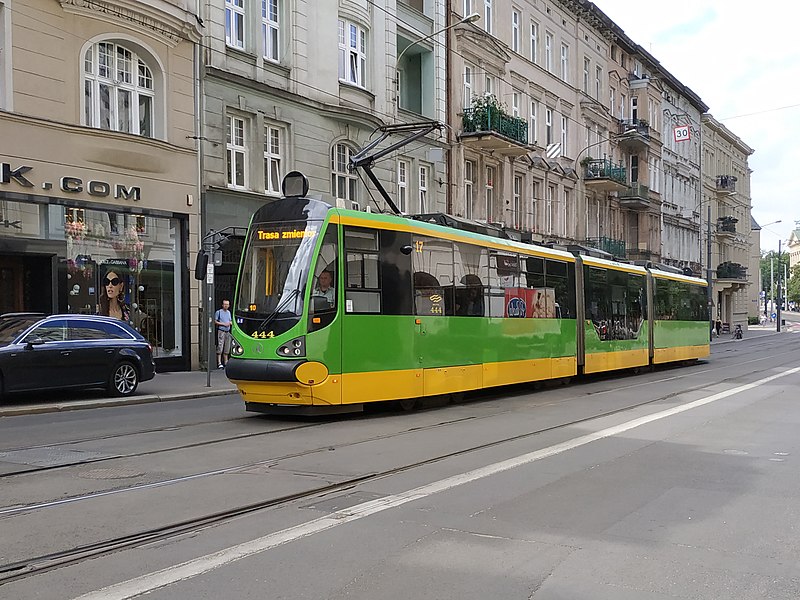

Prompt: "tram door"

[340,227,420,404]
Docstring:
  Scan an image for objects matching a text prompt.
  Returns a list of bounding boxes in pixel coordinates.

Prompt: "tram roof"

[332,209,576,262]
[649,268,708,286]
[580,255,647,274]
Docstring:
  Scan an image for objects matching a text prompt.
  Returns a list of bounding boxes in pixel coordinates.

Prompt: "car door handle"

[61,351,71,356]
[105,349,114,354]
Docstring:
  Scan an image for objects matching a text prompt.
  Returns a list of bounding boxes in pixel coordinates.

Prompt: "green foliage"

[788,264,800,303]
[748,316,760,325]
[759,250,790,293]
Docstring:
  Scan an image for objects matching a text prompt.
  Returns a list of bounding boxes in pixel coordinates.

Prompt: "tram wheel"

[396,398,419,412]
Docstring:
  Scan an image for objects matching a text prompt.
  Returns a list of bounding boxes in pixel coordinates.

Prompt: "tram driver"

[312,270,336,308]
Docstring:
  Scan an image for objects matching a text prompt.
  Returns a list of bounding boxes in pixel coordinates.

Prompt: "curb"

[0,388,239,417]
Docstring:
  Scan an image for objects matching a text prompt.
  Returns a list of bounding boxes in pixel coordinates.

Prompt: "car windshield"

[235,220,321,337]
[0,316,39,345]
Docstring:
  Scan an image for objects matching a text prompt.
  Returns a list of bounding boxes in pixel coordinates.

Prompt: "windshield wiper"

[252,287,302,332]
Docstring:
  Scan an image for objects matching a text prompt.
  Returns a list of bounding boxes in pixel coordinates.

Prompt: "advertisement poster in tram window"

[504,288,557,318]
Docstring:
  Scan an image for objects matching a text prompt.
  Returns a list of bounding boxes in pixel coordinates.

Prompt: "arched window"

[83,41,155,137]
[331,143,359,209]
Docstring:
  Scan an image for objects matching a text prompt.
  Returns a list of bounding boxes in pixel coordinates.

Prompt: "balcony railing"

[717,216,737,235]
[461,107,529,146]
[583,159,627,185]
[584,236,626,258]
[716,261,747,280]
[619,183,649,200]
[715,175,737,193]
[618,118,650,138]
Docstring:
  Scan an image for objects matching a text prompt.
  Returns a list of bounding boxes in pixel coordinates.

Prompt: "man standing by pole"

[215,299,233,369]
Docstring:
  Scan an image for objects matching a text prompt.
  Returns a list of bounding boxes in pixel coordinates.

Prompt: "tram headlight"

[230,338,244,356]
[277,335,305,358]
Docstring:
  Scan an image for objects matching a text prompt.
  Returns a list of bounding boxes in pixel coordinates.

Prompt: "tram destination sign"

[1,162,141,201]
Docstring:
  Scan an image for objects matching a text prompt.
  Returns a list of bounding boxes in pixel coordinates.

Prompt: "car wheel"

[109,362,139,397]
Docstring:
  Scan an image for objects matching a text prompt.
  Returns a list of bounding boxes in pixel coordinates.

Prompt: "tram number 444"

[252,331,275,339]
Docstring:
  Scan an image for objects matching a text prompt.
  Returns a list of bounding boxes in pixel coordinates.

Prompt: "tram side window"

[488,252,520,317]
[413,236,454,316]
[692,284,710,321]
[344,227,381,313]
[309,225,338,331]
[545,259,576,319]
[379,229,414,316]
[454,242,488,316]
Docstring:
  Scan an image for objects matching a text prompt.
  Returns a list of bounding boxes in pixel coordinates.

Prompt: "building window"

[485,166,495,222]
[226,115,247,189]
[620,93,626,119]
[264,124,282,195]
[464,160,475,220]
[262,0,279,61]
[513,175,522,229]
[545,32,553,72]
[225,0,245,49]
[463,64,473,109]
[83,42,155,137]
[530,180,539,232]
[562,189,569,237]
[583,57,590,94]
[418,165,429,213]
[595,65,602,99]
[512,92,520,117]
[511,9,520,53]
[65,208,86,225]
[484,74,494,96]
[332,143,359,209]
[338,19,367,88]
[0,2,7,110]
[560,43,569,82]
[545,108,552,145]
[561,115,567,155]
[483,0,493,34]
[529,101,537,144]
[397,160,408,213]
[464,0,472,16]
[610,87,615,116]
[530,20,538,64]
[546,185,554,234]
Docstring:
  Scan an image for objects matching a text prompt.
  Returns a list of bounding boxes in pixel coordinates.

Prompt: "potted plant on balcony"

[465,94,507,132]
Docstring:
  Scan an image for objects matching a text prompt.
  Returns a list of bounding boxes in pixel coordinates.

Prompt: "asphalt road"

[1,332,799,599]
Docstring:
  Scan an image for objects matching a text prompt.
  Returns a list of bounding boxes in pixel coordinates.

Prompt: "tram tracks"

[3,351,799,585]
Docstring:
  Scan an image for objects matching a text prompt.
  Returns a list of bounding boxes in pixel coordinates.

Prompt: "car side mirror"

[25,337,45,350]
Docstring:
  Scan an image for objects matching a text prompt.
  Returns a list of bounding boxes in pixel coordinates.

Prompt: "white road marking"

[73,365,800,600]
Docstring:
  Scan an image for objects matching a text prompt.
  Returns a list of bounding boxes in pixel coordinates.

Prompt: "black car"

[0,313,156,398]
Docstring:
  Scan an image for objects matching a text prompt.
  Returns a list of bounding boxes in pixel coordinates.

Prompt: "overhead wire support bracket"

[349,120,443,216]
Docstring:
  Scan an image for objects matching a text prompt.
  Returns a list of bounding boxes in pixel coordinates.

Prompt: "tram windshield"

[236,220,321,337]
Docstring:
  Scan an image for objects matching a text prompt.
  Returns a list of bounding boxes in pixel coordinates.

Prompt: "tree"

[759,250,790,296]
[788,264,800,304]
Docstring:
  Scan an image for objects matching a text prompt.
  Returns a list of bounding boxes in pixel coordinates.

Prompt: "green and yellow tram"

[225,176,709,414]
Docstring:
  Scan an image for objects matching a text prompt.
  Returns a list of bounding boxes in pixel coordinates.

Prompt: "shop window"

[83,41,156,137]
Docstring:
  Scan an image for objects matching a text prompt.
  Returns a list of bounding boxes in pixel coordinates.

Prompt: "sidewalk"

[711,322,792,344]
[0,368,238,417]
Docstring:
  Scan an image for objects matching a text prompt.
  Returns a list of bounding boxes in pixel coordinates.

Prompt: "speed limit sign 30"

[674,125,691,142]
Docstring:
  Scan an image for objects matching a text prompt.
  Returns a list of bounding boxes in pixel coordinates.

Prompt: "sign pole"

[206,242,215,388]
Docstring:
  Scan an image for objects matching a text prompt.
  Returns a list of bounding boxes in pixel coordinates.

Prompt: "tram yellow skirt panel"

[233,381,314,405]
[423,365,483,396]
[653,345,709,364]
[341,369,424,404]
[584,348,649,374]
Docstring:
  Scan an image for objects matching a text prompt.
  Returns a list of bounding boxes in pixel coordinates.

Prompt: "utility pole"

[770,258,774,319]
[707,204,713,341]
[777,239,782,332]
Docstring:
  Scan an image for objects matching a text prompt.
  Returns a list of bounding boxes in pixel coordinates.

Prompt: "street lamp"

[761,220,782,324]
[395,12,480,111]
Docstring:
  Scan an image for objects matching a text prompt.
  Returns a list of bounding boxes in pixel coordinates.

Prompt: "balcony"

[584,236,626,258]
[460,107,530,157]
[715,175,737,194]
[716,216,738,238]
[717,261,747,283]
[627,246,659,262]
[617,119,650,150]
[582,158,627,192]
[618,183,652,210]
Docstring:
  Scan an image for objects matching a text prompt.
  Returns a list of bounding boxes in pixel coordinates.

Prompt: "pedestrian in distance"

[215,299,233,369]
[715,319,722,338]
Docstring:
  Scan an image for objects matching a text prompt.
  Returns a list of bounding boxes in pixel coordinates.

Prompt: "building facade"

[0,0,202,370]
[199,0,449,313]
[701,114,754,331]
